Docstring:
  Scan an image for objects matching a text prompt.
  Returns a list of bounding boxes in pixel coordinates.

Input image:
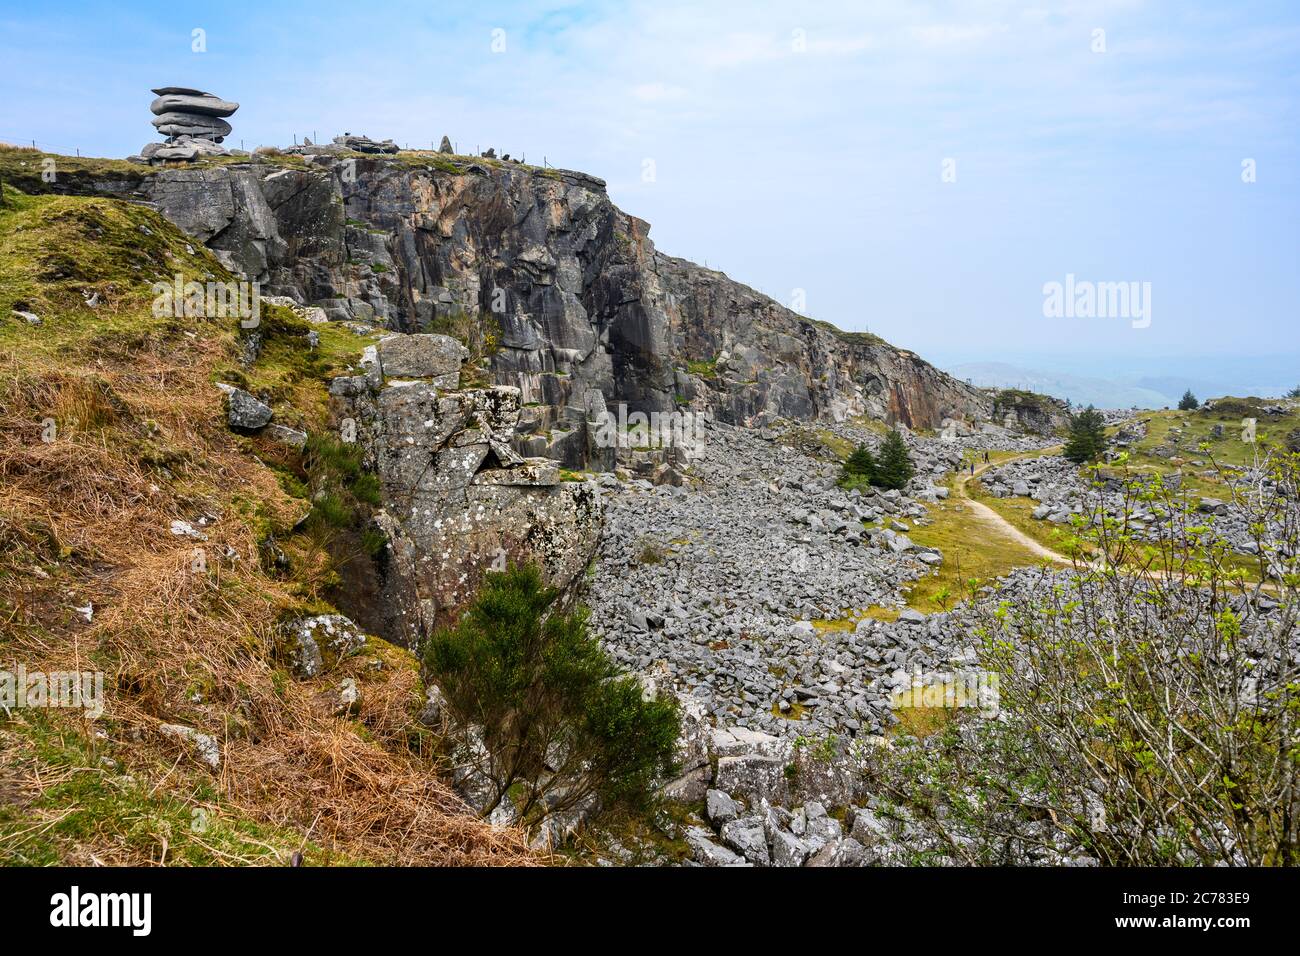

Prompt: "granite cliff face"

[328,332,602,646]
[31,152,993,466]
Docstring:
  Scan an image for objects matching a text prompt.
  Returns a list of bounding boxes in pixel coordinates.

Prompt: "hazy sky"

[2,0,1296,363]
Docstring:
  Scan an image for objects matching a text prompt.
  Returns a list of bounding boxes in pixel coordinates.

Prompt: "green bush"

[842,444,877,479]
[1062,406,1107,464]
[861,455,1300,865]
[423,564,680,825]
[874,429,915,490]
[1178,389,1199,411]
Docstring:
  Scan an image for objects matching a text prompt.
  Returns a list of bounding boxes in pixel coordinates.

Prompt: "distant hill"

[947,362,1171,410]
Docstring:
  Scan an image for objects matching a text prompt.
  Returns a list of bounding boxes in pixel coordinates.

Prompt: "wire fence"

[0,133,87,155]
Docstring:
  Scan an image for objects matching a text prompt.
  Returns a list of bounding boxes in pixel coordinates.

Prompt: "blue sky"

[2,0,1297,368]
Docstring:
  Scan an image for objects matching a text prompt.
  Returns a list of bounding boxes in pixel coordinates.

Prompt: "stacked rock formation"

[140,87,239,162]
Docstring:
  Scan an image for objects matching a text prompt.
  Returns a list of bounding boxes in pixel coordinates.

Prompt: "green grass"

[777,425,856,461]
[906,479,1055,610]
[221,308,377,428]
[0,187,377,430]
[771,699,808,721]
[1128,404,1300,476]
[0,187,221,327]
[809,318,886,348]
[810,618,856,634]
[965,476,1088,561]
[0,146,150,195]
[0,711,356,866]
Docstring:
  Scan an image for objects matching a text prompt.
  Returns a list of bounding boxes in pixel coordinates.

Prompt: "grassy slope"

[0,183,532,866]
[1123,403,1300,491]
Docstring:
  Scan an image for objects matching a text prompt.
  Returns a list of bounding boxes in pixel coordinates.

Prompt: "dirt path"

[951,453,1277,591]
[951,454,1073,566]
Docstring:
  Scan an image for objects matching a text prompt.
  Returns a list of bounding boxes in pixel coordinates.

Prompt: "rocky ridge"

[17,149,1001,472]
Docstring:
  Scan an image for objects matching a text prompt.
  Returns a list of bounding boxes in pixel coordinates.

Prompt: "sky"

[1,0,1297,371]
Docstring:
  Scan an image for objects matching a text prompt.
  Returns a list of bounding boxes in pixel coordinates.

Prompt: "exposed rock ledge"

[330,331,603,645]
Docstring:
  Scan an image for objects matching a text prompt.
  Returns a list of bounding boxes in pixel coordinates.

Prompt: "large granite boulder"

[332,134,399,154]
[333,333,604,646]
[149,91,240,117]
[376,333,468,384]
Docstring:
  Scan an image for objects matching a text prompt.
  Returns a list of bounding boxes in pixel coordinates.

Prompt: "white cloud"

[630,82,688,102]
[910,22,1008,48]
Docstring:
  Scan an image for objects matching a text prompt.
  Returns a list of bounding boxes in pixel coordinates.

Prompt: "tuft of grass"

[889,705,955,740]
[636,544,664,565]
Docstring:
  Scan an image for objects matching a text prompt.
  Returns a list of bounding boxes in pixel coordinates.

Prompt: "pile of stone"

[139,87,239,163]
[332,133,399,154]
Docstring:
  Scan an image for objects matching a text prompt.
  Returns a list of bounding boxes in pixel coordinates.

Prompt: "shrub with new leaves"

[862,450,1300,865]
[423,564,680,827]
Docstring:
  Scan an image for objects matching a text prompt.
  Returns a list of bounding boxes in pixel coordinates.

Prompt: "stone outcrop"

[990,388,1069,436]
[332,133,399,154]
[26,151,996,467]
[330,331,603,645]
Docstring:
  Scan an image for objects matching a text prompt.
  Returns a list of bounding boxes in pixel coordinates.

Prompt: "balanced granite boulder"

[151,111,233,138]
[137,86,239,164]
[149,90,240,119]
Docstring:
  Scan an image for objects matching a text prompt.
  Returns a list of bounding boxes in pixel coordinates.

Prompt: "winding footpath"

[953,453,1073,566]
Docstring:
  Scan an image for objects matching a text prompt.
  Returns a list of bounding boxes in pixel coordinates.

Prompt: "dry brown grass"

[0,302,536,865]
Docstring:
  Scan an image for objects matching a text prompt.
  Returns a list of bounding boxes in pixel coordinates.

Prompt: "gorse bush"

[423,564,680,827]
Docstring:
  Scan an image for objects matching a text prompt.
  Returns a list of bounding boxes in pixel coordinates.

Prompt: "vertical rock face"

[58,153,992,457]
[331,333,603,645]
